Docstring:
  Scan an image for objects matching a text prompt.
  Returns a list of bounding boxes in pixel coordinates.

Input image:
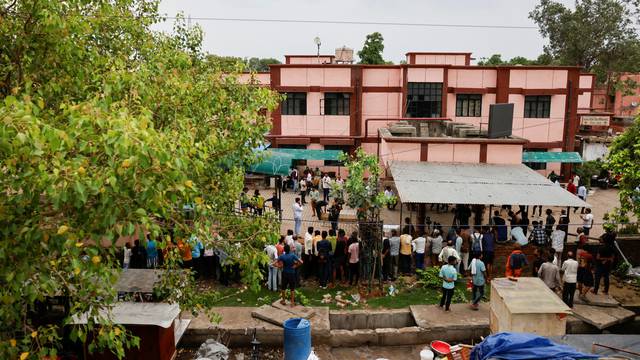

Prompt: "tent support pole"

[399,201,403,230]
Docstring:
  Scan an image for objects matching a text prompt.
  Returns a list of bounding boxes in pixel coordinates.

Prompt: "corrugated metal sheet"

[390,161,590,207]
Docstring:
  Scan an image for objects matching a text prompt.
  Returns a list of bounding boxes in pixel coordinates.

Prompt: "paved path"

[270,186,624,239]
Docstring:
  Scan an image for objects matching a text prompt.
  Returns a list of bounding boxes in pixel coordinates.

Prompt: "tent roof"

[389,161,590,207]
[522,151,583,163]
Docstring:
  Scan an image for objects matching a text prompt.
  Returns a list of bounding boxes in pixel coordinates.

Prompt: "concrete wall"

[614,73,640,117]
[286,55,334,64]
[410,53,469,65]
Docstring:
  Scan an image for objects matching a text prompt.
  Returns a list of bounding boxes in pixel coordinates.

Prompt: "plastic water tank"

[283,318,311,360]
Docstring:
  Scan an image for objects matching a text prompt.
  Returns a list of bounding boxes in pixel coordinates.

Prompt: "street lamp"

[314,36,321,61]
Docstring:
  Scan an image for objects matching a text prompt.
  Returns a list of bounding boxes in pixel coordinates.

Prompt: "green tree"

[606,117,640,221]
[245,57,281,72]
[477,54,507,66]
[0,1,280,359]
[357,32,386,65]
[339,148,392,289]
[530,0,640,85]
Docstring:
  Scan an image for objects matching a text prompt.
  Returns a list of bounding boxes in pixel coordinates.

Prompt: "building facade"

[245,51,597,176]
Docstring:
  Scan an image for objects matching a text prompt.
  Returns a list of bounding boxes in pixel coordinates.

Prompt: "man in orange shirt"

[505,244,528,278]
[177,239,192,269]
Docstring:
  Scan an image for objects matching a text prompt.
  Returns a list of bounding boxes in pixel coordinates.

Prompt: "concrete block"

[377,327,424,346]
[329,329,377,347]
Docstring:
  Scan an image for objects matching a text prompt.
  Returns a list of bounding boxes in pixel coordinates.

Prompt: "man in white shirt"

[438,240,460,265]
[321,174,332,202]
[284,229,295,249]
[551,225,566,267]
[561,251,579,307]
[292,197,304,236]
[302,227,314,279]
[577,184,588,214]
[265,244,279,291]
[581,208,594,235]
[412,232,427,270]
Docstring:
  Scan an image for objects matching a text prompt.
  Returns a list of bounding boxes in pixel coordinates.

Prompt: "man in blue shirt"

[275,244,302,307]
[470,253,487,310]
[439,256,458,312]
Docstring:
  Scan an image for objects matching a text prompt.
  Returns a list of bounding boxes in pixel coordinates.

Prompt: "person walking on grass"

[439,256,458,312]
[316,231,332,289]
[412,231,427,271]
[274,244,302,307]
[429,229,444,267]
[470,253,486,310]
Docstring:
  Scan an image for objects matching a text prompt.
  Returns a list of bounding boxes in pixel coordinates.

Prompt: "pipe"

[591,343,640,357]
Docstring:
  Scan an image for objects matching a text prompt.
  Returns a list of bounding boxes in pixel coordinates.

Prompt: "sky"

[155,0,575,64]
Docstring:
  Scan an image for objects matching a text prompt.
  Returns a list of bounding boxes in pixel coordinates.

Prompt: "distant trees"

[477,53,553,66]
[206,55,281,72]
[530,0,640,84]
[358,32,386,65]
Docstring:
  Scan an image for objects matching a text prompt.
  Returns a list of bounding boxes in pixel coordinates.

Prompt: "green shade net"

[249,150,295,176]
[248,149,344,176]
[272,148,344,161]
[522,152,583,163]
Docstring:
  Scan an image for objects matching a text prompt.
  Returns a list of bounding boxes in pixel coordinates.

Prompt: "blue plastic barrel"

[283,317,311,360]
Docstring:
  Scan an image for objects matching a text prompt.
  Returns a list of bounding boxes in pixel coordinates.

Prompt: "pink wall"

[448,69,497,88]
[281,91,350,136]
[447,93,497,129]
[286,56,334,64]
[362,68,402,86]
[280,67,351,87]
[509,94,566,142]
[509,69,567,89]
[486,144,524,164]
[380,141,421,166]
[411,54,468,65]
[614,74,640,117]
[407,68,444,83]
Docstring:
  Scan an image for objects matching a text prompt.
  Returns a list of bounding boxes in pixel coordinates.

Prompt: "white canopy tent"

[389,161,589,207]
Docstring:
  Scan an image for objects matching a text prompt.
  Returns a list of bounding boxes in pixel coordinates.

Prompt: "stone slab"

[271,300,316,319]
[410,303,490,331]
[572,304,636,330]
[573,291,620,307]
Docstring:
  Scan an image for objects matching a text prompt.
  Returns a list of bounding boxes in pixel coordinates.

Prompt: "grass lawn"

[202,278,473,310]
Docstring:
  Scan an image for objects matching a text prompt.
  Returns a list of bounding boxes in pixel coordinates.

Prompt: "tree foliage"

[477,53,554,66]
[0,0,280,358]
[357,32,386,65]
[206,55,281,72]
[529,0,640,84]
[606,117,640,220]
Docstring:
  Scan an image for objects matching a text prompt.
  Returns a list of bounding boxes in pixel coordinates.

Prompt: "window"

[406,82,442,117]
[324,93,350,115]
[323,145,351,166]
[281,93,307,115]
[455,94,482,117]
[523,150,547,170]
[524,95,551,118]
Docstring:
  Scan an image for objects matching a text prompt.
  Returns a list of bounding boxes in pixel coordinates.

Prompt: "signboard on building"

[580,115,610,126]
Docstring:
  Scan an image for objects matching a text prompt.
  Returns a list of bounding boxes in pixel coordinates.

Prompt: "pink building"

[249,51,596,177]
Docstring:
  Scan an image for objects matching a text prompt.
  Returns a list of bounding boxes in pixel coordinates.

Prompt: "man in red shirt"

[566,178,577,195]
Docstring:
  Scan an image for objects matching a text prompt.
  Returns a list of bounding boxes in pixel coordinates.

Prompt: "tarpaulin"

[471,332,599,360]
